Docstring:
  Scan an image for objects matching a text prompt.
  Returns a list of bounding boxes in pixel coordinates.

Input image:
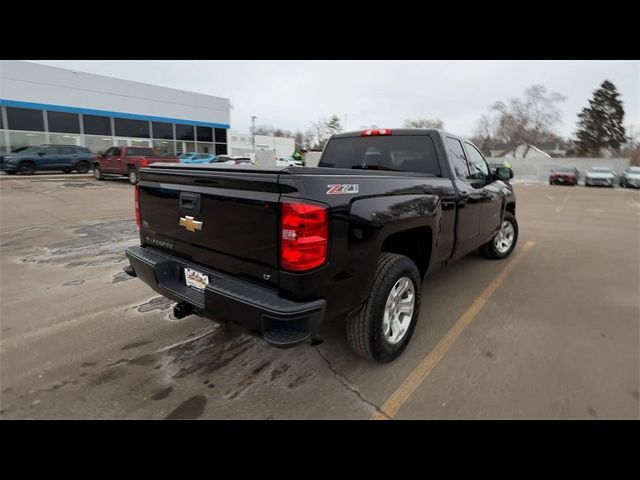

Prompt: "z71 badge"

[327,184,359,194]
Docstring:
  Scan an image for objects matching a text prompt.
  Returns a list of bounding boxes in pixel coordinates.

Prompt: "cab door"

[38,146,62,170]
[463,142,502,242]
[102,147,121,173]
[56,146,78,169]
[446,136,484,257]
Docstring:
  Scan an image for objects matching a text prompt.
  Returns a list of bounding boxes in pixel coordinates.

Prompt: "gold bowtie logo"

[179,216,203,232]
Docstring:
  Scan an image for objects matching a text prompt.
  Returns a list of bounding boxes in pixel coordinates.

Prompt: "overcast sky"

[31,60,639,138]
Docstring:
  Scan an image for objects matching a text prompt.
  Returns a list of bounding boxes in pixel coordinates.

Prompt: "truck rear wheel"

[346,253,421,363]
[479,211,518,259]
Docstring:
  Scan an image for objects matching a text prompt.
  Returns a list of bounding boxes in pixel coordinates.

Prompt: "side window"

[112,147,122,156]
[194,154,208,160]
[43,147,59,155]
[446,137,469,179]
[104,147,114,156]
[465,143,489,180]
[58,147,76,155]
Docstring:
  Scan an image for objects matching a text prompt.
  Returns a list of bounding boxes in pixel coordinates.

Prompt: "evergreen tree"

[574,80,627,157]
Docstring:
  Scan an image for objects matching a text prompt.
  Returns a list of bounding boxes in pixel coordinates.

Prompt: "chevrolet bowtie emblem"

[179,216,203,232]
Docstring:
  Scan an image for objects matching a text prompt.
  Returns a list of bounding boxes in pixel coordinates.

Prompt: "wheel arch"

[380,226,432,279]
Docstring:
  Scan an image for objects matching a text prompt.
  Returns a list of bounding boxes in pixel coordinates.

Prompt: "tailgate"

[137,165,282,286]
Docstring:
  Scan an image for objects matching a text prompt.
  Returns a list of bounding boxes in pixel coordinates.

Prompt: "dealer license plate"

[184,267,209,291]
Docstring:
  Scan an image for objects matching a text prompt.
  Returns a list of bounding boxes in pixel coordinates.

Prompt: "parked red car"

[549,166,579,186]
[93,146,179,184]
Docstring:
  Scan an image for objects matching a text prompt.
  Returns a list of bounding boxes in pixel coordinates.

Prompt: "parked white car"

[276,156,303,167]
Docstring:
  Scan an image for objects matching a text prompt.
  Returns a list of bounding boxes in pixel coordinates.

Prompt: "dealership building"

[0,60,231,156]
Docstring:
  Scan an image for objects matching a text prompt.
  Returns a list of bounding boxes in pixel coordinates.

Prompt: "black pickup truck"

[125,129,517,363]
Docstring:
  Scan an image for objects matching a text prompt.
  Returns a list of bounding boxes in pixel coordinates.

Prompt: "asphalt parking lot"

[0,173,638,419]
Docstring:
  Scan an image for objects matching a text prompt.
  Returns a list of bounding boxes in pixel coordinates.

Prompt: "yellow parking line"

[555,194,571,213]
[371,240,535,420]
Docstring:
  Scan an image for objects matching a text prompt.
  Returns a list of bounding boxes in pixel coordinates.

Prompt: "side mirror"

[496,166,513,181]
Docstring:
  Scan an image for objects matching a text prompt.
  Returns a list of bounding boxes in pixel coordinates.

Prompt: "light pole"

[251,116,257,151]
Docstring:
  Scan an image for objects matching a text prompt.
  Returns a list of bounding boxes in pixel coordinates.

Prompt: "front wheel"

[128,169,139,185]
[18,161,36,175]
[479,211,519,259]
[93,165,104,180]
[346,253,422,363]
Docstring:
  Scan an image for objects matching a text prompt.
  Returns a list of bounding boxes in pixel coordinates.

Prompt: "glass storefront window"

[114,118,150,138]
[8,131,47,151]
[0,131,8,154]
[196,143,214,154]
[47,111,80,133]
[48,132,82,146]
[84,135,114,155]
[215,128,227,143]
[130,139,151,147]
[176,124,195,141]
[6,107,45,132]
[83,115,112,136]
[196,126,213,143]
[215,143,228,155]
[176,141,196,156]
[152,122,173,139]
[153,140,176,157]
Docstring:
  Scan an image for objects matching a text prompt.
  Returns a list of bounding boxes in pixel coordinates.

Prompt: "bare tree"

[310,118,330,149]
[491,85,566,156]
[471,114,499,155]
[254,125,275,135]
[402,118,444,129]
[303,129,316,150]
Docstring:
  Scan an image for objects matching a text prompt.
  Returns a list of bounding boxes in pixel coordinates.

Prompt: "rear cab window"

[319,135,442,176]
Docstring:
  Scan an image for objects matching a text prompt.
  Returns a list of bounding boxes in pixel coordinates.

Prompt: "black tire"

[75,160,91,174]
[5,171,17,175]
[18,161,36,175]
[479,211,519,260]
[93,165,104,180]
[128,168,139,185]
[346,253,422,363]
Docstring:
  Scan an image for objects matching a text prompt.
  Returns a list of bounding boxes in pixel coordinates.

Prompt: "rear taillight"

[134,185,141,229]
[361,128,392,136]
[280,201,328,272]
[139,157,149,167]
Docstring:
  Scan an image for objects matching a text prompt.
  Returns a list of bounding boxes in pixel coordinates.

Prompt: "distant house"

[489,141,567,158]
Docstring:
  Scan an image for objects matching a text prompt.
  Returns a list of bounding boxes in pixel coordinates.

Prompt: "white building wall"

[0,60,230,127]
[228,131,295,157]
